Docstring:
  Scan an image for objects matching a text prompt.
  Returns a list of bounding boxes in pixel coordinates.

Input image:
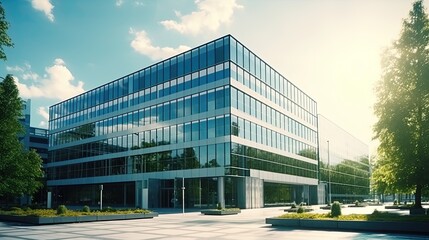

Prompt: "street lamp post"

[182,177,185,214]
[327,140,332,205]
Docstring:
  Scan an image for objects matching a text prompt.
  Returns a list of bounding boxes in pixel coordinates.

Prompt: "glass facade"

[318,115,370,203]
[46,35,352,209]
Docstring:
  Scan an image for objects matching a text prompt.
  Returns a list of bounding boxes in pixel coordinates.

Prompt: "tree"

[0,0,13,60]
[0,75,43,199]
[374,0,429,209]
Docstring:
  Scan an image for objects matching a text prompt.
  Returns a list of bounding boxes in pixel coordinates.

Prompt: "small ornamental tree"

[330,201,342,217]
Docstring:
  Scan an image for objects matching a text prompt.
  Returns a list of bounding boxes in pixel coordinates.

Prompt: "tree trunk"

[415,184,422,208]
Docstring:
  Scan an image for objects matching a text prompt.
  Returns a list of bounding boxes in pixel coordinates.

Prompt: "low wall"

[266,218,429,234]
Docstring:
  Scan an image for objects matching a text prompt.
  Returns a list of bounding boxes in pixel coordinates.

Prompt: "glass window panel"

[191,72,199,88]
[216,143,225,167]
[177,98,184,118]
[199,92,207,113]
[192,120,199,141]
[237,42,243,67]
[184,51,191,74]
[184,96,191,116]
[177,123,184,143]
[184,122,191,142]
[177,54,184,76]
[199,119,207,140]
[192,48,199,72]
[208,117,216,139]
[208,144,217,167]
[199,69,207,85]
[171,100,177,119]
[215,87,225,109]
[170,125,177,144]
[200,145,207,168]
[199,45,207,69]
[207,89,215,111]
[207,42,215,66]
[215,116,224,137]
[230,37,237,63]
[191,94,199,115]
[215,39,224,64]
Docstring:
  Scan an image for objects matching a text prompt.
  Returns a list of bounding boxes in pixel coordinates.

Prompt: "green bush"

[216,202,222,210]
[102,206,117,212]
[82,205,90,212]
[10,207,22,211]
[330,201,341,217]
[297,206,305,214]
[56,205,68,215]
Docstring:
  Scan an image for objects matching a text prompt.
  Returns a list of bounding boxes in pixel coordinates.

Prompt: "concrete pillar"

[47,192,52,209]
[217,177,225,208]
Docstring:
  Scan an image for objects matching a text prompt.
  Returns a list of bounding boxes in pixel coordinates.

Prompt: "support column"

[47,192,52,209]
[217,177,225,209]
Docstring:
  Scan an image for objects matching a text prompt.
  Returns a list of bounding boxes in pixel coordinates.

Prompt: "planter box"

[410,208,427,215]
[384,205,399,209]
[0,212,158,225]
[76,215,97,222]
[266,217,429,234]
[284,208,313,213]
[201,209,241,215]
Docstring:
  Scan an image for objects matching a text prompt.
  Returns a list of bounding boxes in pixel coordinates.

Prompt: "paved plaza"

[0,206,428,240]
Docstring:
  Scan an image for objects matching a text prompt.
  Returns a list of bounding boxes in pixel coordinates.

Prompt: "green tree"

[0,75,43,199]
[374,0,429,209]
[0,0,13,60]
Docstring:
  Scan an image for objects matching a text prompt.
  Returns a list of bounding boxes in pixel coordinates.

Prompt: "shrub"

[56,205,67,215]
[82,205,90,213]
[10,207,22,212]
[103,206,117,212]
[216,202,222,210]
[297,206,305,214]
[330,201,341,217]
[291,202,297,208]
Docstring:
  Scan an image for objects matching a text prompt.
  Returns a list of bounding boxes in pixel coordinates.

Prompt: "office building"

[317,115,370,204]
[47,35,344,209]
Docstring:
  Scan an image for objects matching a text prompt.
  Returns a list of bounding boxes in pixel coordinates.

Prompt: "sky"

[0,0,416,153]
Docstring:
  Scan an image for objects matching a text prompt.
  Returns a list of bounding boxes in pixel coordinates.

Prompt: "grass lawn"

[278,210,429,222]
[0,207,152,217]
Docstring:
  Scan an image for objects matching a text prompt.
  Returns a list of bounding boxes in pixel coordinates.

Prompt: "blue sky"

[0,0,415,150]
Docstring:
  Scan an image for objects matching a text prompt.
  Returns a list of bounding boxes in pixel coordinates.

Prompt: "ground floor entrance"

[49,177,317,209]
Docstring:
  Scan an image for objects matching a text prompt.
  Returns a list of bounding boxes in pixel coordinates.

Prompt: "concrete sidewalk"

[0,207,426,240]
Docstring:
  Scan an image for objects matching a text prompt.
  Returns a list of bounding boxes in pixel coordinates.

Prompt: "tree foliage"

[0,0,13,61]
[0,75,43,198]
[374,0,429,208]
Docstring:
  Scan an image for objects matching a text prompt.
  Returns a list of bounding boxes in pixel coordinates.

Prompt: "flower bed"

[265,211,429,234]
[0,207,158,225]
[201,208,241,215]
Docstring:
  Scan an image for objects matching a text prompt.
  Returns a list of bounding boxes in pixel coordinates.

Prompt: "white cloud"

[135,1,144,7]
[7,64,39,81]
[129,28,190,60]
[38,106,49,122]
[54,58,65,65]
[31,0,55,22]
[6,66,24,72]
[116,0,124,6]
[39,121,47,128]
[13,58,85,101]
[160,0,243,35]
[22,72,39,81]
